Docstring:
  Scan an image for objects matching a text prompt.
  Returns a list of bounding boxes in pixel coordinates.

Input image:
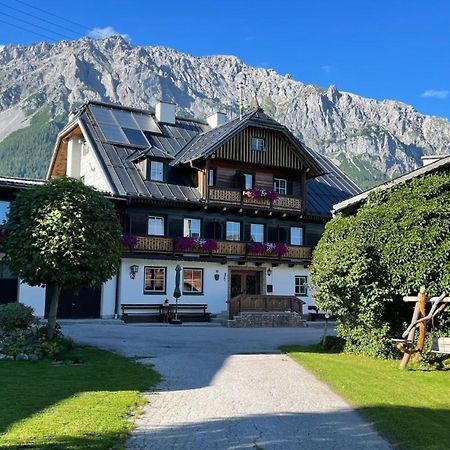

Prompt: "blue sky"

[0,0,449,119]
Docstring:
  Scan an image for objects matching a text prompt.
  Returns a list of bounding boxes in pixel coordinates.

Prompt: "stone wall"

[228,311,306,328]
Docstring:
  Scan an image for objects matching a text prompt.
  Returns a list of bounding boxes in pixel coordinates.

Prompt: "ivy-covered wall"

[311,172,450,357]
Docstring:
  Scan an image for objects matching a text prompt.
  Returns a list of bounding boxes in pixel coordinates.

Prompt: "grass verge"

[0,346,160,449]
[283,345,450,450]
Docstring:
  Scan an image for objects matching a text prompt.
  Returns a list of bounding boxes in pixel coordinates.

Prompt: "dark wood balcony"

[228,294,304,320]
[208,187,302,211]
[125,236,312,261]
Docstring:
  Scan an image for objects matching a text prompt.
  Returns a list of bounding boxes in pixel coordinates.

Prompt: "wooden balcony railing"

[126,236,312,260]
[228,294,304,319]
[208,187,302,211]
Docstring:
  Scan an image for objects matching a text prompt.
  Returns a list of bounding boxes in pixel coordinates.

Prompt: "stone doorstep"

[228,311,307,328]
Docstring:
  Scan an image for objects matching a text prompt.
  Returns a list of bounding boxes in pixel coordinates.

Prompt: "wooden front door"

[230,271,261,297]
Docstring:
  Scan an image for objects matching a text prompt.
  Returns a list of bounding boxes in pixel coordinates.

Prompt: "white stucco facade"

[14,258,314,319]
[18,281,46,317]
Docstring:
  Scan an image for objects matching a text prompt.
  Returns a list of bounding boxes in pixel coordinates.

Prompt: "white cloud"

[88,26,130,41]
[321,65,332,73]
[421,89,449,100]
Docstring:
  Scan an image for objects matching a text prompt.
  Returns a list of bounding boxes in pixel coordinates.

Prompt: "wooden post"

[414,286,427,362]
[399,301,420,369]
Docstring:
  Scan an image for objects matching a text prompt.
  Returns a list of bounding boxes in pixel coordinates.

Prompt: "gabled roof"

[170,108,325,178]
[48,100,360,216]
[333,154,450,215]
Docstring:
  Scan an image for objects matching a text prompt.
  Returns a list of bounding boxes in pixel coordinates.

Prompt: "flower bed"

[243,188,279,201]
[175,237,218,252]
[248,242,289,257]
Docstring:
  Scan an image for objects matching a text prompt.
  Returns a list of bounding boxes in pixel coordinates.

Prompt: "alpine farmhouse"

[0,101,360,320]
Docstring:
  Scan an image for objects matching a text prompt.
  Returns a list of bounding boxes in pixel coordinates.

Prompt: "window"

[144,267,166,293]
[184,218,201,237]
[149,160,164,181]
[273,178,287,195]
[226,221,241,241]
[290,227,304,246]
[295,276,308,296]
[208,168,216,187]
[183,268,203,294]
[148,216,164,236]
[243,173,254,190]
[251,137,265,151]
[250,223,264,242]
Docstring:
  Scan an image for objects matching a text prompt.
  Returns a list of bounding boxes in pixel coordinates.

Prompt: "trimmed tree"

[3,177,121,338]
[311,172,450,357]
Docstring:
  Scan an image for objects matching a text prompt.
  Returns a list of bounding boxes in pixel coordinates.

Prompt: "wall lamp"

[130,264,139,279]
[267,267,272,277]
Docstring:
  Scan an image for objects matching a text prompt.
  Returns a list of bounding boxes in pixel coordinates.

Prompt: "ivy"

[311,172,450,357]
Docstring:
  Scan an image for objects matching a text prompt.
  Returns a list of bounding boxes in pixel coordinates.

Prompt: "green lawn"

[283,345,450,450]
[0,346,160,449]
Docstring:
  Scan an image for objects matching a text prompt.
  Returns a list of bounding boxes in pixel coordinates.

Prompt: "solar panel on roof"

[90,105,116,125]
[113,110,140,129]
[133,112,162,134]
[122,128,149,147]
[100,124,130,144]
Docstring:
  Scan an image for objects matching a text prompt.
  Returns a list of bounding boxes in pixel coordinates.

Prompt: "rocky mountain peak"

[0,36,449,188]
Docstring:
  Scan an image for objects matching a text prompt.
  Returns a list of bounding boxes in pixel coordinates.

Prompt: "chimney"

[155,101,176,124]
[207,112,227,129]
[421,155,446,167]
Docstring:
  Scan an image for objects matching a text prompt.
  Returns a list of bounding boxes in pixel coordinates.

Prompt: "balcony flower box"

[175,237,218,252]
[243,188,279,201]
[121,234,138,250]
[248,242,289,257]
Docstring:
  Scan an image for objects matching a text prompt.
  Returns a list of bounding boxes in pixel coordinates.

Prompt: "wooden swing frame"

[393,287,450,369]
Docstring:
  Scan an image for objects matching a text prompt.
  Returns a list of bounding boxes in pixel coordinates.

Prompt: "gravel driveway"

[63,321,390,450]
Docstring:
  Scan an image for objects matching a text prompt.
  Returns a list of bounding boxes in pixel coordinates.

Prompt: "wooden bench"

[430,337,450,355]
[121,304,163,323]
[170,304,210,322]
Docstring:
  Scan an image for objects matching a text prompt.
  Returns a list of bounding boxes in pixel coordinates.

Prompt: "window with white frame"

[183,268,203,294]
[295,275,308,296]
[250,223,264,242]
[251,137,265,151]
[147,216,164,236]
[208,168,216,187]
[290,227,303,246]
[273,178,287,195]
[144,267,166,293]
[243,173,254,190]
[149,160,164,181]
[226,221,241,241]
[183,218,201,238]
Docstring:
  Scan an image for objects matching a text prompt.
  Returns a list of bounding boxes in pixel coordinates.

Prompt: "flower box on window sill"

[121,234,138,251]
[243,188,279,201]
[175,237,218,252]
[248,242,289,257]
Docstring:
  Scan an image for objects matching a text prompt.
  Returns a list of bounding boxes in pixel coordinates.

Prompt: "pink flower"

[121,234,138,248]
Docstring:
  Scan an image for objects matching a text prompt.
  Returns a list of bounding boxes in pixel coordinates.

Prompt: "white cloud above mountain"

[88,26,130,41]
[421,89,449,100]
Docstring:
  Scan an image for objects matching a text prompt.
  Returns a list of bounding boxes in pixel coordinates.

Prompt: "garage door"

[45,286,101,319]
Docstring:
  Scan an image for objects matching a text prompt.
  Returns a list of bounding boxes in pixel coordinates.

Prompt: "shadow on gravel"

[127,409,393,450]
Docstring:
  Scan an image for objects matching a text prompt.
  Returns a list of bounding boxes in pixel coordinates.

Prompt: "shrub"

[0,303,34,331]
[311,172,450,358]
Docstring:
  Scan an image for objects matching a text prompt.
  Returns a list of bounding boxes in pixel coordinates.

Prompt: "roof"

[333,154,450,215]
[170,107,325,178]
[0,176,44,189]
[51,100,360,216]
[305,149,361,216]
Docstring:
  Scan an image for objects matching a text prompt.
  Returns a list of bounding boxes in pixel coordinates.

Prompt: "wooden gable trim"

[212,125,306,171]
[47,123,83,179]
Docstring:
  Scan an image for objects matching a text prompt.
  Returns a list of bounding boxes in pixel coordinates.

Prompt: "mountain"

[1,36,450,188]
